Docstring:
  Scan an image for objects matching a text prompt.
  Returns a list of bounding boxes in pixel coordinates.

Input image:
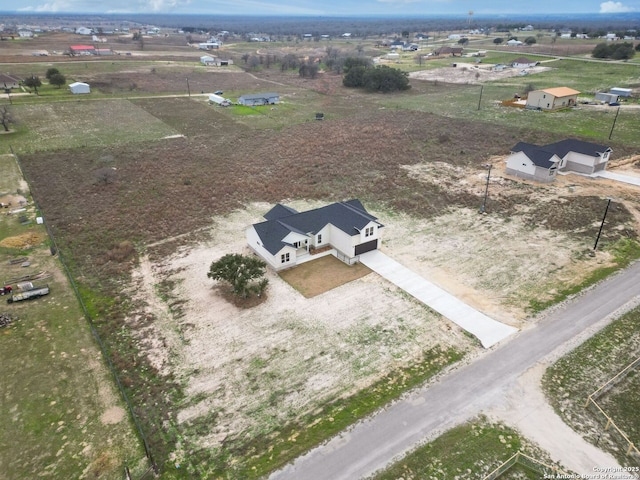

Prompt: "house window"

[293,241,300,248]
[317,234,322,244]
[281,253,290,263]
[365,226,374,237]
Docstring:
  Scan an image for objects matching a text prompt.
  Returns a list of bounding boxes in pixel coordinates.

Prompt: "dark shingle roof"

[544,139,611,158]
[264,204,298,221]
[510,142,559,169]
[253,200,381,255]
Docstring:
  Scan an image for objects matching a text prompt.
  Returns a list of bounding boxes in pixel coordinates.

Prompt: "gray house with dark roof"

[506,139,612,180]
[506,142,561,182]
[246,200,383,270]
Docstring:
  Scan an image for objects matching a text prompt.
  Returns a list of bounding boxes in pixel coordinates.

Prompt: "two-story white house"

[246,200,383,271]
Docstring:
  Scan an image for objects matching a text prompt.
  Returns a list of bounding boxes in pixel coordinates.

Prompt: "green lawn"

[0,99,178,154]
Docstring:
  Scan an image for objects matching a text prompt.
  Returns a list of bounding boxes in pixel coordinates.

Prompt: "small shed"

[238,93,280,106]
[208,94,231,106]
[610,87,632,98]
[69,82,90,94]
[595,92,619,104]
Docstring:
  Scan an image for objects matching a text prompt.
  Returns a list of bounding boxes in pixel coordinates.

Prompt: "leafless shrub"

[94,167,116,185]
[106,241,136,263]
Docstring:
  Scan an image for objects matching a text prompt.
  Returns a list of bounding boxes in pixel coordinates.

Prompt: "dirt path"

[487,364,623,474]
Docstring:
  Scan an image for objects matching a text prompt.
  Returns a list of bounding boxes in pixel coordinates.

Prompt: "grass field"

[372,417,563,479]
[0,154,147,479]
[2,32,640,479]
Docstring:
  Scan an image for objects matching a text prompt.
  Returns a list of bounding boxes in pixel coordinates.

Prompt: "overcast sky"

[13,0,640,15]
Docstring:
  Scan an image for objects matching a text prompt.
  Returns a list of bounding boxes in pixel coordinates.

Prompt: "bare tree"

[0,105,14,132]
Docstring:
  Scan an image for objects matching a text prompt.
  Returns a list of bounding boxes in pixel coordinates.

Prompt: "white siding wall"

[328,225,356,257]
[246,227,296,270]
[564,152,598,169]
[314,225,331,248]
[506,152,536,176]
[359,221,380,244]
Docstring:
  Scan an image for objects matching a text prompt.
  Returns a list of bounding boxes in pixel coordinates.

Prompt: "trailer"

[7,285,49,304]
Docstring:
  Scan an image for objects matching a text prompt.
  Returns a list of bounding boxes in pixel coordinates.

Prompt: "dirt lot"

[409,65,552,85]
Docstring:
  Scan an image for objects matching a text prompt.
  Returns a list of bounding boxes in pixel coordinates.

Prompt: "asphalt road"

[270,260,640,480]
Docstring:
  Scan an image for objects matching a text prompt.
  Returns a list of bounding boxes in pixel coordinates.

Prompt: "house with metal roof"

[246,200,383,270]
[506,139,612,179]
[506,142,562,182]
[526,87,580,110]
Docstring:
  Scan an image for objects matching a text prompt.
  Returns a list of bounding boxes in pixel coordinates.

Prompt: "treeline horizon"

[2,12,639,37]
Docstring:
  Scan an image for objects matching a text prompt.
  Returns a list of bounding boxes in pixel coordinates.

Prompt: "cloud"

[140,0,191,12]
[599,1,636,12]
[18,1,71,11]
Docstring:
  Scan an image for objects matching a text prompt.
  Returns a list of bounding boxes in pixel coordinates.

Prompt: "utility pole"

[477,84,483,110]
[608,106,620,140]
[479,164,492,213]
[186,77,190,97]
[593,198,612,252]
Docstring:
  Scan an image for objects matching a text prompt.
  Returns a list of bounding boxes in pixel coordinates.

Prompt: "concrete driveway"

[359,250,518,348]
[593,170,640,187]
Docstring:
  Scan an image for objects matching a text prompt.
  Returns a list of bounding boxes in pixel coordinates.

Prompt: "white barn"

[69,82,90,94]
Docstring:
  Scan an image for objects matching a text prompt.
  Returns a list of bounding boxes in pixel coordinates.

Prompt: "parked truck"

[7,285,49,304]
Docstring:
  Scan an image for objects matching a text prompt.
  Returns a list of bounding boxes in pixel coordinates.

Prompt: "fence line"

[10,150,157,477]
[483,451,567,479]
[585,355,640,461]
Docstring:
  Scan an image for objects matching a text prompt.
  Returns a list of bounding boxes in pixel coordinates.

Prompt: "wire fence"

[585,355,640,462]
[10,148,157,478]
[482,451,567,479]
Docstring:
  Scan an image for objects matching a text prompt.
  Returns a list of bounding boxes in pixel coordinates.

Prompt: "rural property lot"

[2,32,640,478]
[0,154,146,480]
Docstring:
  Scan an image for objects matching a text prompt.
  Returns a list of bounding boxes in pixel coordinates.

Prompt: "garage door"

[355,239,378,256]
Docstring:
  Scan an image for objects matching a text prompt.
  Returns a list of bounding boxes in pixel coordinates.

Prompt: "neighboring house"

[526,87,580,110]
[201,55,232,66]
[69,82,90,94]
[246,200,384,271]
[511,57,538,68]
[506,142,562,182]
[18,29,33,38]
[506,39,523,46]
[69,45,96,56]
[546,139,612,174]
[433,46,463,56]
[198,42,220,50]
[76,27,93,35]
[507,139,612,177]
[0,74,23,90]
[200,55,216,65]
[238,92,279,106]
